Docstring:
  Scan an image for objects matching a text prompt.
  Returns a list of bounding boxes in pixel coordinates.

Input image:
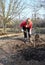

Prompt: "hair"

[26,18,30,23]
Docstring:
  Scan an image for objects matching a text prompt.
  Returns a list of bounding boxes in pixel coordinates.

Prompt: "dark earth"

[0,34,45,65]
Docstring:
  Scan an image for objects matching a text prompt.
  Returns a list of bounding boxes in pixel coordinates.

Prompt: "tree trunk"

[3,25,6,33]
[2,21,6,33]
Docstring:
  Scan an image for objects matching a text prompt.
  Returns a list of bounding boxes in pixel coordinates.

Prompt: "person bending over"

[20,18,33,41]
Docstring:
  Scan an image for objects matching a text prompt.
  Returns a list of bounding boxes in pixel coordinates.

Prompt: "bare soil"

[0,34,45,65]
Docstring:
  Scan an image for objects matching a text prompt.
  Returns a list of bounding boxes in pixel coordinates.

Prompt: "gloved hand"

[30,29,32,35]
[21,29,24,32]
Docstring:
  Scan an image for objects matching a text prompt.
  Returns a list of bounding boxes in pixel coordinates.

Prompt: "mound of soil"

[0,47,45,65]
[21,47,45,61]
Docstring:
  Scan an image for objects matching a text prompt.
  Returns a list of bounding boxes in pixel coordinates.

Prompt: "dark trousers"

[23,26,31,38]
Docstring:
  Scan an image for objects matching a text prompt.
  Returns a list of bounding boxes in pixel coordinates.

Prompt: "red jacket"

[20,20,32,29]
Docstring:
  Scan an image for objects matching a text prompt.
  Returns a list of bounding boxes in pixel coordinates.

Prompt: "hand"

[30,29,32,34]
[21,29,24,32]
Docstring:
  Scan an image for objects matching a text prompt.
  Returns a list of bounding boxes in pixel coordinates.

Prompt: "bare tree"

[28,0,45,21]
[0,0,26,33]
